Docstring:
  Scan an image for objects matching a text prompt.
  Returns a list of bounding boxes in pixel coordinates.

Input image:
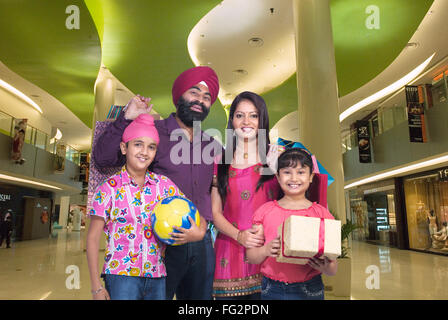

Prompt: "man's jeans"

[165,229,215,300]
[104,274,166,300]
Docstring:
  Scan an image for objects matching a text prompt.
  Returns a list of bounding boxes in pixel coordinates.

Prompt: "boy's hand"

[170,216,205,245]
[124,95,153,120]
[92,287,110,300]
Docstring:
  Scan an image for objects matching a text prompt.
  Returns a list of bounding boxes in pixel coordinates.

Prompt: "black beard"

[176,96,210,127]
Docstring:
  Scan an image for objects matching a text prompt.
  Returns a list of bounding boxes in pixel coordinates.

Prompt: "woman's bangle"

[236,230,242,244]
[91,286,104,295]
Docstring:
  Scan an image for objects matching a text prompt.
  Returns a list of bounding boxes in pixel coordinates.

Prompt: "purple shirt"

[93,112,222,221]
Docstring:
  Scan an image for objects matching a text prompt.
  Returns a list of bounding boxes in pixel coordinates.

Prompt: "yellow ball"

[151,196,200,245]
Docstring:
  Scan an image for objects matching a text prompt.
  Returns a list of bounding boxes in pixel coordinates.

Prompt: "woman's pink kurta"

[213,163,279,297]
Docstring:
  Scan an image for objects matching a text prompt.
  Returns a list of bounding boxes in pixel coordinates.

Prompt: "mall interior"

[0,0,447,300]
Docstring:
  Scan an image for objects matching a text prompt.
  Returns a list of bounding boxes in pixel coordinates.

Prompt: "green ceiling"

[0,0,434,135]
[0,0,101,127]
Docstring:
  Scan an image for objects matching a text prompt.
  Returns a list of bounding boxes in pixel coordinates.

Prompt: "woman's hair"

[217,91,273,203]
[277,148,314,173]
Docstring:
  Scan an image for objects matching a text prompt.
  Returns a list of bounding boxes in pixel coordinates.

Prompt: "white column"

[293,0,346,220]
[58,195,71,227]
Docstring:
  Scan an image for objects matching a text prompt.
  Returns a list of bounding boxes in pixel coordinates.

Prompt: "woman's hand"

[237,226,265,248]
[124,95,153,120]
[307,257,338,276]
[266,144,285,173]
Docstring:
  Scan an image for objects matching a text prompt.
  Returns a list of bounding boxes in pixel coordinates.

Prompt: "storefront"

[347,179,401,248]
[347,167,448,256]
[403,167,448,255]
[0,182,54,241]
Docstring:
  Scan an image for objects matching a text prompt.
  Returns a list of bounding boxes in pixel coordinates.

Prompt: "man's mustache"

[187,100,207,113]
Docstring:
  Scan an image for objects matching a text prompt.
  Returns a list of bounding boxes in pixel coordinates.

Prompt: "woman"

[211,91,279,299]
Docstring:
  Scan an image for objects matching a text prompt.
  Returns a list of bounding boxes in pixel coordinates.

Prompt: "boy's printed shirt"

[90,166,184,278]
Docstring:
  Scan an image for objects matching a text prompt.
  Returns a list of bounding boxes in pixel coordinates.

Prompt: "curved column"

[92,71,116,126]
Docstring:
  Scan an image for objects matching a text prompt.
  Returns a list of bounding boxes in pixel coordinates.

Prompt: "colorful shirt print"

[90,166,185,278]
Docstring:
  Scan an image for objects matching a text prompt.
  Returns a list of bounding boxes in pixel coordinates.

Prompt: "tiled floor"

[1,229,447,300]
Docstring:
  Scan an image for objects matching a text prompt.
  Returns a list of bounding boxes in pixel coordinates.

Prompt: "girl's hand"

[237,227,264,248]
[92,287,110,300]
[307,257,337,276]
[264,236,281,257]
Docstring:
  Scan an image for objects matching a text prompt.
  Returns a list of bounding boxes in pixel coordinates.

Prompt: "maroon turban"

[172,66,219,106]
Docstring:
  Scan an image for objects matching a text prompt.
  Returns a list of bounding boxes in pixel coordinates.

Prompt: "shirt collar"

[119,166,157,187]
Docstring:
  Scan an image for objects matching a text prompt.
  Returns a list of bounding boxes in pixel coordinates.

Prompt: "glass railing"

[0,109,81,165]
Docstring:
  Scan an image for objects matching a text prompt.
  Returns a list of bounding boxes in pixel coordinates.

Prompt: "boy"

[86,114,198,300]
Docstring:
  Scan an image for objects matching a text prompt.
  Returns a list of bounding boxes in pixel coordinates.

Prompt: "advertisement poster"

[11,118,27,164]
[405,85,427,143]
[356,120,372,163]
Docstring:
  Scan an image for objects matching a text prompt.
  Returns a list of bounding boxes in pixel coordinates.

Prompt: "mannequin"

[427,210,438,236]
[431,222,447,249]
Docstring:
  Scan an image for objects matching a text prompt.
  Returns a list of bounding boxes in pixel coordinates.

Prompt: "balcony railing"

[0,109,81,165]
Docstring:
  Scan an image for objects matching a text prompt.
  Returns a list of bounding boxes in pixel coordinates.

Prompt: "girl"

[211,91,279,299]
[246,148,337,300]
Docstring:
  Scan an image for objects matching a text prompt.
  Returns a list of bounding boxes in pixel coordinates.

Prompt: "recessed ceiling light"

[406,42,419,48]
[233,69,248,75]
[248,37,264,47]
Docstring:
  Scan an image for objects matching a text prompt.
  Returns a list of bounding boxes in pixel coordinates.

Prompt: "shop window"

[404,171,448,254]
[431,80,447,104]
[379,107,395,133]
[35,129,47,151]
[348,184,397,247]
[370,115,380,137]
[0,111,12,136]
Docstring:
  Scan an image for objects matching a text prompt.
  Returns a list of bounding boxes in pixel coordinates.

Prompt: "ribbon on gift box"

[280,207,326,261]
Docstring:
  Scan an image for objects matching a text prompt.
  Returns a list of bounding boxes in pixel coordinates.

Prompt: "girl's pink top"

[252,200,335,283]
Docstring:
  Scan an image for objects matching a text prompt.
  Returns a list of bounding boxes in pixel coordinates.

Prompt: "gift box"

[277,215,341,265]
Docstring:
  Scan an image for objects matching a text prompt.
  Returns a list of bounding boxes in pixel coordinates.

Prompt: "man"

[0,209,13,248]
[93,66,222,300]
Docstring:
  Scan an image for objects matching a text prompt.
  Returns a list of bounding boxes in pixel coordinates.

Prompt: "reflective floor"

[0,229,447,300]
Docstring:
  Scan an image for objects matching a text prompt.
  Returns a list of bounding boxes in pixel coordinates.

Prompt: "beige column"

[292,0,346,221]
[92,68,116,126]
